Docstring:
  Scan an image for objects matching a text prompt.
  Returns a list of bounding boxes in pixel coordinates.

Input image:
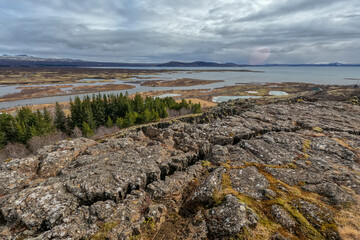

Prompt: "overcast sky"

[0,0,359,64]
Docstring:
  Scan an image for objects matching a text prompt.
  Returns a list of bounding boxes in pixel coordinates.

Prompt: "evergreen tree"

[40,108,55,134]
[54,102,67,132]
[142,109,152,123]
[82,104,95,130]
[0,92,201,146]
[70,96,83,128]
[191,103,202,113]
[159,103,168,118]
[134,93,144,113]
[81,121,94,137]
[151,109,160,121]
[0,131,5,147]
[106,116,114,128]
[123,112,137,128]
[0,113,17,143]
[43,108,52,123]
[92,94,106,127]
[180,99,189,109]
[116,117,125,129]
[15,121,28,143]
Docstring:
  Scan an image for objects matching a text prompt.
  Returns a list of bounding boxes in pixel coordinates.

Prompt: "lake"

[0,66,359,109]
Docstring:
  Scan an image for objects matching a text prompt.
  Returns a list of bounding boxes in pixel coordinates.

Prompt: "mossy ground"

[211,161,340,240]
[90,221,119,240]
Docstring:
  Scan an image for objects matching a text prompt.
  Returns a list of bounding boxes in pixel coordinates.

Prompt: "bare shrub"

[28,131,68,153]
[0,142,30,161]
[92,126,120,139]
[167,107,193,117]
[71,127,83,138]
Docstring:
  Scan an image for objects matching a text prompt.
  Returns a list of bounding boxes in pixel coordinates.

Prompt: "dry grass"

[0,67,168,85]
[141,78,223,87]
[0,84,135,102]
[176,98,217,108]
[336,196,360,240]
[71,84,135,92]
[1,101,70,115]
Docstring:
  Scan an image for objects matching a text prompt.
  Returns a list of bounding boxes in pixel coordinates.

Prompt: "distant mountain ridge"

[156,61,241,67]
[0,55,359,67]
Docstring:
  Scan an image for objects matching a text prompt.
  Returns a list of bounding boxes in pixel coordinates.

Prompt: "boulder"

[205,194,258,238]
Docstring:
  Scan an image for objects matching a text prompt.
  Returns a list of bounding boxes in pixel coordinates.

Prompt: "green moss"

[211,161,335,240]
[320,222,338,233]
[144,217,155,230]
[287,163,297,169]
[129,234,141,240]
[90,221,118,240]
[312,126,324,133]
[201,160,211,167]
[233,227,251,240]
[298,181,306,186]
[287,204,323,239]
[301,139,312,159]
[219,162,232,169]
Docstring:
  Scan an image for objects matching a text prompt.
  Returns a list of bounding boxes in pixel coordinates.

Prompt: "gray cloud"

[0,0,359,63]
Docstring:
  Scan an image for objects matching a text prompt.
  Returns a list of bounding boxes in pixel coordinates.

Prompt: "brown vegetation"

[0,67,173,85]
[0,143,30,160]
[0,131,68,161]
[0,86,65,102]
[0,84,134,102]
[72,84,135,92]
[141,78,223,87]
[336,196,360,240]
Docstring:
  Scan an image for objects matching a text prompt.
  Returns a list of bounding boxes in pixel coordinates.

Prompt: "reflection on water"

[269,91,288,96]
[155,93,181,98]
[212,96,262,103]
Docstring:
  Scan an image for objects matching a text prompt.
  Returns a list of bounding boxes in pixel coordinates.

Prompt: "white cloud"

[0,0,359,63]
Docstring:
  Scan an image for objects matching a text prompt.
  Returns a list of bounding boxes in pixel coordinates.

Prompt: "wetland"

[0,66,359,111]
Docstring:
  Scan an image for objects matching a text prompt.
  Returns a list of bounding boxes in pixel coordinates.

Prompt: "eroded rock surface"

[1,98,360,239]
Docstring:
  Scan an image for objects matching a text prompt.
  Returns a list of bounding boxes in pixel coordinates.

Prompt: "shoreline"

[1,82,358,114]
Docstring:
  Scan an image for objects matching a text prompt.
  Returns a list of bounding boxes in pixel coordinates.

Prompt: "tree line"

[0,93,201,148]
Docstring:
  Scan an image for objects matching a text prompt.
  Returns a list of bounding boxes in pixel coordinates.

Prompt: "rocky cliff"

[1,96,360,239]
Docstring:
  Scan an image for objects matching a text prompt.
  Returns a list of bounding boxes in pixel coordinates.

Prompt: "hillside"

[0,56,242,68]
[0,93,360,239]
[1,55,359,68]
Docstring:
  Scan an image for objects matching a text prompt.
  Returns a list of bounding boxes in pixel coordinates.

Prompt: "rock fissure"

[1,97,360,239]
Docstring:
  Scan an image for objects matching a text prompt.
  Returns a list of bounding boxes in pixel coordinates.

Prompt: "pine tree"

[159,103,168,118]
[15,121,28,143]
[55,102,67,132]
[70,96,83,128]
[134,93,144,113]
[106,116,114,128]
[43,108,52,123]
[0,131,5,147]
[83,105,95,130]
[0,113,17,143]
[41,108,55,134]
[142,109,152,123]
[123,112,137,128]
[81,121,94,137]
[192,103,202,113]
[92,94,105,127]
[116,117,125,128]
[180,99,189,109]
[151,109,160,121]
